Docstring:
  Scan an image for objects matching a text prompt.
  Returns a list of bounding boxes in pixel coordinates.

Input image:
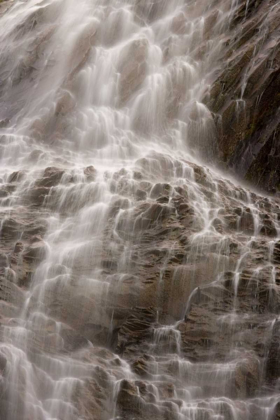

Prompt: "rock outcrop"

[0,154,280,419]
[205,0,280,192]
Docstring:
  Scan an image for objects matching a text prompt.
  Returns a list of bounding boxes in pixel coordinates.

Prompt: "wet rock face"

[205,0,280,192]
[1,1,280,420]
[1,156,280,419]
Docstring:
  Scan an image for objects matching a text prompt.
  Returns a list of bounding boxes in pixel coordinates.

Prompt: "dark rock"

[0,276,25,307]
[29,186,50,206]
[0,352,7,373]
[205,0,280,192]
[135,189,147,201]
[116,307,157,355]
[22,240,47,263]
[233,356,260,398]
[273,402,280,420]
[84,165,96,181]
[14,241,24,253]
[8,171,25,183]
[265,321,280,384]
[36,167,64,188]
[1,218,26,239]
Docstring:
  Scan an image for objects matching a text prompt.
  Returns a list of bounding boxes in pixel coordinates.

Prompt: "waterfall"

[0,1,279,419]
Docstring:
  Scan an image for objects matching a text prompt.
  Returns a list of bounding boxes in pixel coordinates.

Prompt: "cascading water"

[0,1,279,420]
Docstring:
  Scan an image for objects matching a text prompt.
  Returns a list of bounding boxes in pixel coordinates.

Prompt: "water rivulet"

[0,1,279,419]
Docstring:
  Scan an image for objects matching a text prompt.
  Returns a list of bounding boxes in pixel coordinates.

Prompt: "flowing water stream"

[0,1,279,419]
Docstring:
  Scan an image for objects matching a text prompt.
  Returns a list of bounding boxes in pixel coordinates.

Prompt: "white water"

[0,1,279,420]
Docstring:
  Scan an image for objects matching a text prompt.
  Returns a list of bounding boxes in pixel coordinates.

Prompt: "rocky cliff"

[1,157,280,420]
[205,0,280,193]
